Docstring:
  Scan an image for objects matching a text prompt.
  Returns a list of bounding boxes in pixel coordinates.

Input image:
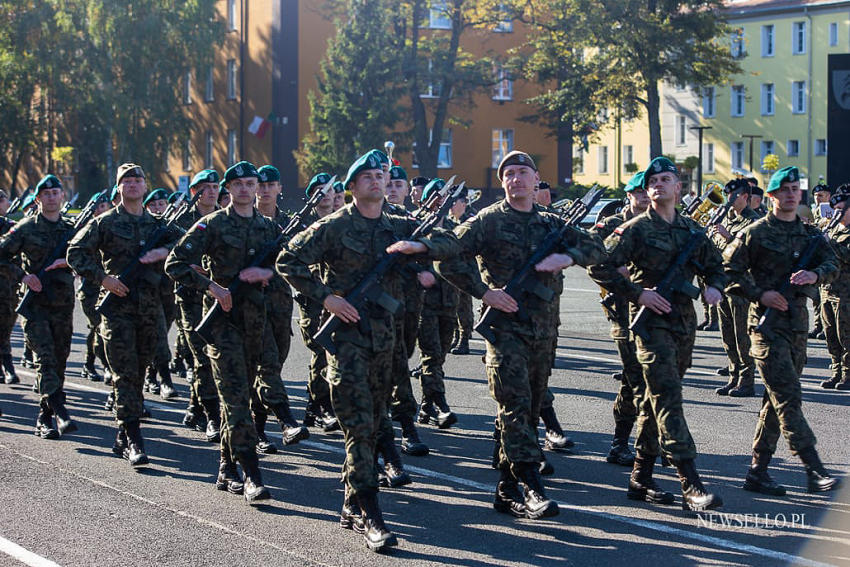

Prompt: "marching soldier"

[448,189,473,355]
[821,183,850,391]
[333,181,345,211]
[0,175,78,438]
[433,150,605,520]
[409,176,429,211]
[724,166,841,495]
[166,161,278,504]
[589,157,726,512]
[710,179,760,397]
[589,172,649,467]
[68,163,175,466]
[750,184,767,217]
[0,189,20,384]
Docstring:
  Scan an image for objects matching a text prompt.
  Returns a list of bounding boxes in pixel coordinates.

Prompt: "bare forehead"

[503,164,533,175]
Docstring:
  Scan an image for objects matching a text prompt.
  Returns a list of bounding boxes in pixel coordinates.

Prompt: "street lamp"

[741,134,763,173]
[689,125,712,191]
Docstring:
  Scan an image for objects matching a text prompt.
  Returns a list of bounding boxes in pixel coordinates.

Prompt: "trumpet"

[466,188,482,204]
[688,181,725,226]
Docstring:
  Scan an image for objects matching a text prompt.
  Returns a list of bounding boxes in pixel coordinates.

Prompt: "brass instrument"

[466,188,482,204]
[689,181,725,226]
[384,140,395,163]
[551,197,573,211]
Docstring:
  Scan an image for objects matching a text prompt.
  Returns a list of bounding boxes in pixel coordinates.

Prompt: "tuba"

[384,140,395,164]
[689,182,725,226]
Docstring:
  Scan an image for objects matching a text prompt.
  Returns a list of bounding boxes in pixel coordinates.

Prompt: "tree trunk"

[646,79,662,158]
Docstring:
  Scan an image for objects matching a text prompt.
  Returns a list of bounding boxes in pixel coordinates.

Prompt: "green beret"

[167,191,183,204]
[333,181,344,194]
[369,149,389,166]
[813,183,831,195]
[497,151,537,181]
[110,185,119,202]
[643,157,678,186]
[306,172,332,197]
[35,174,62,194]
[829,184,850,208]
[21,193,37,210]
[218,186,230,202]
[624,172,645,193]
[86,191,102,206]
[223,161,259,185]
[190,169,220,189]
[389,166,407,181]
[344,152,383,189]
[257,165,281,183]
[143,188,170,206]
[421,178,445,203]
[766,166,799,193]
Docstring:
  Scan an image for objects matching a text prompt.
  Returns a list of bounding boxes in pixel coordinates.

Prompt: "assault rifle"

[95,190,202,316]
[755,209,844,335]
[473,185,604,344]
[194,176,337,345]
[16,198,99,319]
[7,188,32,216]
[60,193,79,215]
[313,182,461,355]
[413,176,455,220]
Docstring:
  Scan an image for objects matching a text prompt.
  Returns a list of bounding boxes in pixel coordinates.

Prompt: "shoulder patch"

[614,227,625,235]
[195,222,207,230]
[595,222,605,228]
[309,221,321,231]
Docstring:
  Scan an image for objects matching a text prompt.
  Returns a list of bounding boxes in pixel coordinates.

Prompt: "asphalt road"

[1,269,849,567]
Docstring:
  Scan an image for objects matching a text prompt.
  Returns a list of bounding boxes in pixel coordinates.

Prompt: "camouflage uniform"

[723,213,837,456]
[67,205,172,427]
[821,222,850,388]
[417,267,458,398]
[165,207,279,464]
[0,214,75,405]
[711,206,761,391]
[436,200,604,473]
[589,208,727,461]
[0,218,18,373]
[276,204,453,495]
[77,277,107,371]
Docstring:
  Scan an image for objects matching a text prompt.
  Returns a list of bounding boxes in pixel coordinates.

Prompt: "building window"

[429,1,451,29]
[183,71,192,104]
[574,147,584,175]
[598,146,609,174]
[705,143,715,173]
[421,59,442,98]
[761,83,774,116]
[792,21,806,55]
[676,114,687,146]
[493,3,512,32]
[412,129,453,169]
[227,129,237,165]
[760,141,774,170]
[227,0,237,31]
[792,81,806,114]
[829,23,838,47]
[183,138,192,171]
[702,87,716,118]
[761,24,774,57]
[227,59,237,100]
[731,141,744,171]
[491,129,514,168]
[731,85,745,117]
[815,139,827,156]
[205,65,214,102]
[730,28,745,58]
[492,66,512,101]
[623,145,634,170]
[787,139,800,157]
[205,131,213,169]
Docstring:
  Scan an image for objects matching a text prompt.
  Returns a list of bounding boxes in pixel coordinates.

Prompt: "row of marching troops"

[0,147,844,553]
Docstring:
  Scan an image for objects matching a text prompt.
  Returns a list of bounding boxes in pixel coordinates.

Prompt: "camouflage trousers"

[821,298,850,377]
[23,302,73,404]
[456,291,473,339]
[718,295,754,384]
[205,303,265,464]
[101,306,158,426]
[812,292,824,332]
[297,298,330,404]
[403,290,422,359]
[0,290,17,357]
[251,298,294,418]
[77,289,105,365]
[751,331,816,455]
[176,296,218,402]
[328,341,393,496]
[417,310,456,396]
[486,330,551,471]
[633,326,697,460]
[389,315,418,421]
[613,337,643,425]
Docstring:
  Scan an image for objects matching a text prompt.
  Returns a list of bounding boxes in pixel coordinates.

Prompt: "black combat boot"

[303,398,319,428]
[820,364,841,389]
[22,346,34,369]
[47,390,77,435]
[103,368,113,386]
[516,463,559,519]
[183,397,207,432]
[743,451,786,496]
[315,396,340,432]
[450,334,470,355]
[417,394,437,425]
[798,446,841,493]
[104,390,115,412]
[157,363,176,400]
[216,447,244,495]
[491,423,502,469]
[34,405,59,440]
[715,366,730,377]
[607,420,636,466]
[123,420,149,468]
[240,452,270,505]
[715,373,738,395]
[538,456,554,476]
[627,452,675,504]
[431,392,457,429]
[200,397,221,442]
[253,411,278,454]
[2,353,19,384]
[378,435,412,488]
[169,356,187,379]
[112,425,128,456]
[729,370,756,397]
[493,467,527,518]
[142,365,160,395]
[356,490,398,552]
[399,414,429,456]
[340,485,363,531]
[674,459,723,511]
[81,353,102,382]
[271,402,310,445]
[836,375,850,391]
[540,405,574,450]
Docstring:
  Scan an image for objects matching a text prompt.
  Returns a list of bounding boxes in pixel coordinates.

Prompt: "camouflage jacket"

[422,215,459,312]
[436,200,605,339]
[589,207,638,332]
[821,223,850,301]
[723,213,837,333]
[710,206,761,251]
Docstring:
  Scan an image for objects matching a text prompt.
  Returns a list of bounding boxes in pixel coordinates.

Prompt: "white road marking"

[0,535,62,567]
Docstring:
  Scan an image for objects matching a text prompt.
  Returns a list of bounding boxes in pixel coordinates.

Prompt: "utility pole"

[689,125,712,192]
[742,134,763,173]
